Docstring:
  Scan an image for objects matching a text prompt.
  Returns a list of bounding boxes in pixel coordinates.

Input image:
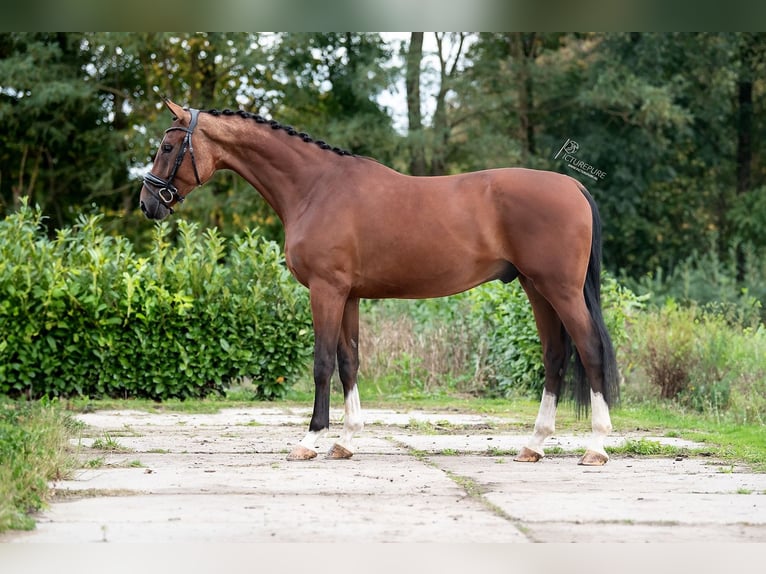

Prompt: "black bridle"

[143,107,202,213]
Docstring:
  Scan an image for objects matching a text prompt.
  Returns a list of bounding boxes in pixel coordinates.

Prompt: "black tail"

[566,184,620,413]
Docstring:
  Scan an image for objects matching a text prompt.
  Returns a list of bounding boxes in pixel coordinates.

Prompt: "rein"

[143,107,202,213]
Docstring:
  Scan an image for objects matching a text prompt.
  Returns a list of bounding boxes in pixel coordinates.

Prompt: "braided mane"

[203,108,354,157]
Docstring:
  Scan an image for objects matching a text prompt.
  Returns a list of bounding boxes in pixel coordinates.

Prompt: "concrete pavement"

[3,405,766,543]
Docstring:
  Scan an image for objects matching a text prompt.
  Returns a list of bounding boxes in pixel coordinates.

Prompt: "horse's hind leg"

[539,285,613,466]
[515,278,567,463]
[328,297,364,459]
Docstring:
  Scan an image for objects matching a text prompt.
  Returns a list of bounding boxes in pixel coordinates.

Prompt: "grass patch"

[0,398,77,533]
[90,432,131,452]
[607,438,684,457]
[84,457,106,469]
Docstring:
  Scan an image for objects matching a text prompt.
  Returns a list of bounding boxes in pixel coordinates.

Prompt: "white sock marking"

[337,385,364,452]
[298,429,326,450]
[586,389,613,458]
[526,389,557,456]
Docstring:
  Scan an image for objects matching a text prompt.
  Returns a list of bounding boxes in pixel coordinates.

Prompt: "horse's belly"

[352,258,509,299]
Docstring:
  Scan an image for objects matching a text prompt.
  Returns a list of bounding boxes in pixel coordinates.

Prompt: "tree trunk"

[508,33,537,161]
[429,33,466,175]
[734,35,756,280]
[406,32,426,176]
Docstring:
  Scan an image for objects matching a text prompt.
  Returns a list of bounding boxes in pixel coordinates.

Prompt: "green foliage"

[626,301,766,419]
[0,398,75,532]
[360,275,640,400]
[628,239,766,323]
[0,33,126,224]
[466,276,641,399]
[0,202,312,400]
[465,281,543,398]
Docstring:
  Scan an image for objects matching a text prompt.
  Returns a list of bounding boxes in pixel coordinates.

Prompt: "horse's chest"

[284,244,309,287]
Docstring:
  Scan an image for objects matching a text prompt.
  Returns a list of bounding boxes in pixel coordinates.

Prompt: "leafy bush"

[465,281,543,398]
[626,300,766,419]
[0,202,312,400]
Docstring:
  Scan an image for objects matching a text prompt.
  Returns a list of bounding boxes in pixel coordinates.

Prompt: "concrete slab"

[434,455,766,541]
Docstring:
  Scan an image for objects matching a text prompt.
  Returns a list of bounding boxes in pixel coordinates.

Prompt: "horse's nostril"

[140,200,147,215]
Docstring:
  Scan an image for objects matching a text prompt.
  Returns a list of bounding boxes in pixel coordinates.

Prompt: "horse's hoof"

[578,450,609,466]
[513,446,543,463]
[327,443,354,459]
[286,445,318,461]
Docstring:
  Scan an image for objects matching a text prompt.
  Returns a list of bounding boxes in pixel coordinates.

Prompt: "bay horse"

[140,99,619,466]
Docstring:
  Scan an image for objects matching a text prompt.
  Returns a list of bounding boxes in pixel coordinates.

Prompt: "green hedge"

[0,203,312,400]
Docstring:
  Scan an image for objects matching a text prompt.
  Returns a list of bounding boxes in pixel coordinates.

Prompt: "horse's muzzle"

[139,187,172,220]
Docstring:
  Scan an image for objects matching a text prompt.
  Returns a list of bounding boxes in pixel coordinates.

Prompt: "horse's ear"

[163,98,186,121]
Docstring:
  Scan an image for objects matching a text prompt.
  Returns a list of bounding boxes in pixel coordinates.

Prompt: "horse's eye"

[162,144,173,153]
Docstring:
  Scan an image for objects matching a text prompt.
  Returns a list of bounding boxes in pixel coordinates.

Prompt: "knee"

[313,354,336,382]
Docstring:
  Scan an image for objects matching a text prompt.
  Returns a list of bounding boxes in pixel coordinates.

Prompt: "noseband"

[143,108,202,213]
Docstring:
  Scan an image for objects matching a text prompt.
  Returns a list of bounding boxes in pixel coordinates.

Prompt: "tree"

[264,33,398,161]
[405,32,426,175]
[0,33,125,225]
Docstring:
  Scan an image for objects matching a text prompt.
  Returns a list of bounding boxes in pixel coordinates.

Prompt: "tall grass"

[359,298,484,397]
[0,399,77,532]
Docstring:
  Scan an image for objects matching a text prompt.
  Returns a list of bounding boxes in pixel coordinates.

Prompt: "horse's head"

[140,99,212,220]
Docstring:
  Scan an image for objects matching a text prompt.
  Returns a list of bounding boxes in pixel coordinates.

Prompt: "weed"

[90,432,130,452]
[405,419,436,433]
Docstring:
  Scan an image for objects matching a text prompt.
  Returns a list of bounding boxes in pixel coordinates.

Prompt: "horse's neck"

[211,121,333,225]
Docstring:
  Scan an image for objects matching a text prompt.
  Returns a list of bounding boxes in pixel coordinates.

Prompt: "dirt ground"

[3,405,766,543]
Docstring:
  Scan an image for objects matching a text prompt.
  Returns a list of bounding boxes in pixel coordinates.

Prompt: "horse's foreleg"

[328,297,363,459]
[287,283,347,461]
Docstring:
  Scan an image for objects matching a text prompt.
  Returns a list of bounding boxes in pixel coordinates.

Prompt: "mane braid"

[203,108,354,157]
